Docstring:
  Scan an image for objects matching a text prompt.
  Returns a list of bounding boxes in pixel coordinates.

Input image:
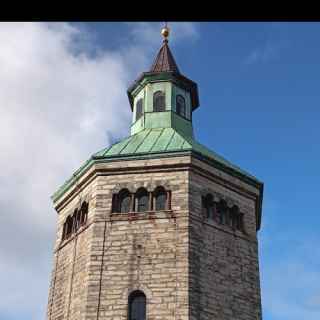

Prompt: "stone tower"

[47,26,264,320]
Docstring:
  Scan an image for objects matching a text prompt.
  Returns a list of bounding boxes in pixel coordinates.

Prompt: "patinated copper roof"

[150,40,180,73]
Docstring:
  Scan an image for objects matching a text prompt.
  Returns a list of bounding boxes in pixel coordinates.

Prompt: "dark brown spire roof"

[150,40,180,73]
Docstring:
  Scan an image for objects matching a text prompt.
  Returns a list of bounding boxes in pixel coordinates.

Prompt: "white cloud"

[244,24,290,66]
[0,22,198,319]
[245,42,279,65]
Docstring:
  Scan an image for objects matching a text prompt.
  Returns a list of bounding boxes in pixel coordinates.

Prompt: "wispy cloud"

[245,43,279,65]
[0,22,198,320]
[244,23,290,65]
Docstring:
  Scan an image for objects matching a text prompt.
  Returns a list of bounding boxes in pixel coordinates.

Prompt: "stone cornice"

[53,153,263,231]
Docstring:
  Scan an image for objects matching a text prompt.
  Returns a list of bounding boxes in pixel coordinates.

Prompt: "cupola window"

[153,91,165,112]
[176,94,186,118]
[136,98,143,121]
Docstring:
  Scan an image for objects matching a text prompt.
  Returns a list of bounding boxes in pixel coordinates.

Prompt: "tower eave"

[52,130,263,232]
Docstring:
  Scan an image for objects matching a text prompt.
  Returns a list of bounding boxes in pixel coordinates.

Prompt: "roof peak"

[149,38,180,73]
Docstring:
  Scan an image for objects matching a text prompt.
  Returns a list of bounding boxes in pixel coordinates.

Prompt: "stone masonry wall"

[47,154,262,320]
[47,181,97,320]
[188,166,262,320]
[85,168,189,320]
[47,156,190,320]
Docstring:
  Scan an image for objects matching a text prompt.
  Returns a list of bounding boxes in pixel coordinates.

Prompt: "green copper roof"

[94,128,258,180]
[52,128,261,203]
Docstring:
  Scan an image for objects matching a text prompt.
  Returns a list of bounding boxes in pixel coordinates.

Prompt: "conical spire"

[149,25,180,73]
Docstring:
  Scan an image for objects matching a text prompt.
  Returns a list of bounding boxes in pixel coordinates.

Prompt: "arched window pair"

[112,186,170,214]
[202,194,243,231]
[149,91,187,117]
[128,290,146,320]
[62,201,89,240]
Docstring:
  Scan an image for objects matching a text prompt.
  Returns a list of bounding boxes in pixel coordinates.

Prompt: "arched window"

[153,91,165,112]
[80,201,88,226]
[202,194,214,219]
[128,290,146,320]
[65,216,73,239]
[217,200,228,225]
[62,220,67,240]
[230,205,242,230]
[136,188,149,212]
[71,210,78,233]
[75,209,81,231]
[119,189,131,213]
[154,186,167,211]
[136,98,143,121]
[176,94,186,118]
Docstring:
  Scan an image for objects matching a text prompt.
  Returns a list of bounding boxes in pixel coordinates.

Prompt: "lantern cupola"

[127,27,199,138]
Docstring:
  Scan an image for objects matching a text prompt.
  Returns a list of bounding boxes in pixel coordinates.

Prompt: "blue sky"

[1,22,319,320]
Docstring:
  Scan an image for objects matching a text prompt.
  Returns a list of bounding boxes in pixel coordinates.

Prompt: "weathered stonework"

[46,154,262,320]
[47,30,263,320]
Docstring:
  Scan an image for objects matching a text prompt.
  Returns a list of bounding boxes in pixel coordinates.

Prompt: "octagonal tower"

[46,26,264,320]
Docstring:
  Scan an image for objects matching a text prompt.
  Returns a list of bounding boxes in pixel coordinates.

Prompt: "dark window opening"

[218,200,228,225]
[201,193,245,232]
[230,205,243,230]
[202,194,214,219]
[153,91,165,112]
[119,189,131,213]
[154,186,167,211]
[74,209,81,231]
[128,290,146,320]
[65,216,73,239]
[136,98,143,121]
[80,201,88,225]
[176,94,186,118]
[61,201,89,241]
[71,211,77,233]
[136,188,149,212]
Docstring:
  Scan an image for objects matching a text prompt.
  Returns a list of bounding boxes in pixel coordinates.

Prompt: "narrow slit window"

[136,98,143,121]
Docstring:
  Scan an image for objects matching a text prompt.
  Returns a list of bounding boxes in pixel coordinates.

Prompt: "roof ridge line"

[163,128,176,150]
[116,133,137,155]
[133,129,152,153]
[149,128,165,152]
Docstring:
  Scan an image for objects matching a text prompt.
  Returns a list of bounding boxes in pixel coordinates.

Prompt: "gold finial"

[161,22,170,41]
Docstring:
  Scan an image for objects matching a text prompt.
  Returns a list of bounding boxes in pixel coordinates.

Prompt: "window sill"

[59,223,89,248]
[110,210,174,221]
[202,216,247,236]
